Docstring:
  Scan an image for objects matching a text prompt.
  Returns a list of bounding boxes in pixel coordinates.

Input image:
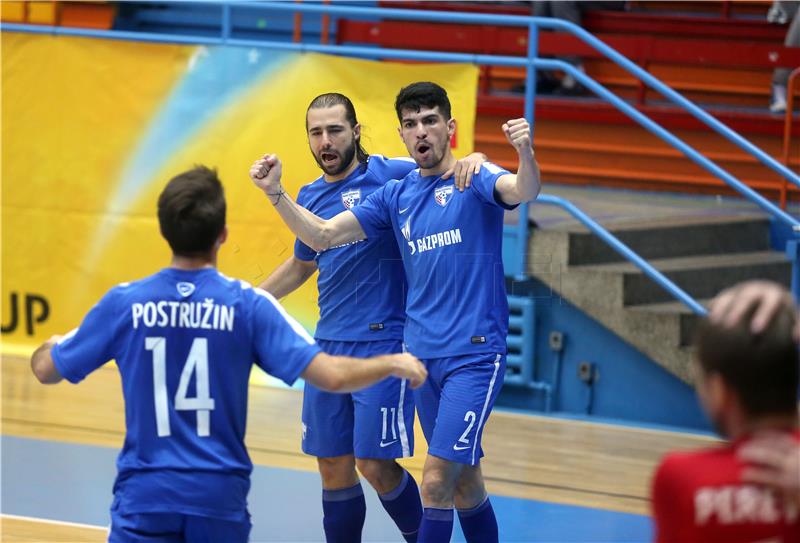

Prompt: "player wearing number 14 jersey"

[29,166,427,543]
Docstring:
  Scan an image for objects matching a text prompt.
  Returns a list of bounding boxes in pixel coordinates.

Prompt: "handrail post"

[787,230,800,305]
[515,19,538,279]
[780,67,800,209]
[293,0,303,43]
[221,3,231,42]
[320,0,330,44]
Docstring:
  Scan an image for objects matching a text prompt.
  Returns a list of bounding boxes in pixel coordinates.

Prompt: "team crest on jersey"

[434,185,454,207]
[176,282,195,297]
[341,189,361,209]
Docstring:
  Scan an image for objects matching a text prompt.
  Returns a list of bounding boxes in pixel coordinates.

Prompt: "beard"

[313,140,358,176]
[413,139,448,170]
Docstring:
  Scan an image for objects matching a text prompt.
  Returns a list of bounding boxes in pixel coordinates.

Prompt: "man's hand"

[738,432,800,508]
[502,118,534,156]
[388,352,428,389]
[709,280,798,338]
[31,334,65,384]
[443,152,486,192]
[249,154,283,197]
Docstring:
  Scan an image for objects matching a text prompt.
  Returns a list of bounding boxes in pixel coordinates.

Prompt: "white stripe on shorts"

[471,354,502,465]
[397,378,411,457]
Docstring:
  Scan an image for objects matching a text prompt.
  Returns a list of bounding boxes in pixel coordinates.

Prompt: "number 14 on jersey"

[145,337,216,437]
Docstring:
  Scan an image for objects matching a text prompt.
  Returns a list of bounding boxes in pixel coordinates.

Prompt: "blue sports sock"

[457,496,498,543]
[322,483,366,543]
[418,506,453,543]
[378,470,423,543]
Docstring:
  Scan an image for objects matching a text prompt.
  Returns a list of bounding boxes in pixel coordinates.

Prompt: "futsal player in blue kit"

[250,82,541,542]
[257,92,485,543]
[29,165,428,543]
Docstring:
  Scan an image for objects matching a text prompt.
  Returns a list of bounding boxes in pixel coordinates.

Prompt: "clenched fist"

[502,118,534,156]
[249,154,283,194]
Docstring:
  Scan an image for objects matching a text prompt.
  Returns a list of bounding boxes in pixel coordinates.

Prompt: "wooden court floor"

[1,354,719,541]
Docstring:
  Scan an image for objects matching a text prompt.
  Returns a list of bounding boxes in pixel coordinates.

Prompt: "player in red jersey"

[651,281,799,543]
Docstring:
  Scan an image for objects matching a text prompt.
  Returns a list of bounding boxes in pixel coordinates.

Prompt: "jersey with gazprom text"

[51,267,321,520]
[351,162,516,359]
[295,155,416,341]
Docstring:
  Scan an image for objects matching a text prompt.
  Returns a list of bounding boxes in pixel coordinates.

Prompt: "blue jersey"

[51,267,321,520]
[295,155,416,341]
[351,162,515,359]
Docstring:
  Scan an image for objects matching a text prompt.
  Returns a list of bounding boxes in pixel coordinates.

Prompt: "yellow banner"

[1,33,478,351]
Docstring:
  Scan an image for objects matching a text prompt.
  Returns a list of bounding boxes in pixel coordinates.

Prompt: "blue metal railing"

[5,1,799,305]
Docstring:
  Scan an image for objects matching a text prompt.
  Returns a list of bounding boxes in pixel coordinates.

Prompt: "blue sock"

[379,470,423,543]
[322,483,366,543]
[418,507,453,543]
[457,497,498,543]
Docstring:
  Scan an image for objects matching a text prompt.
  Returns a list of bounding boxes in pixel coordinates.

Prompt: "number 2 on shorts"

[455,410,477,450]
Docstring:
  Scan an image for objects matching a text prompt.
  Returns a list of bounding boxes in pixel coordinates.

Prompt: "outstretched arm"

[249,154,366,252]
[302,351,427,393]
[259,256,318,300]
[493,118,541,206]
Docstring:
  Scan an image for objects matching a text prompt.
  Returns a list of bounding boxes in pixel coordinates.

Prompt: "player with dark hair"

[651,281,800,542]
[250,81,541,542]
[710,279,800,510]
[257,92,485,543]
[30,165,427,543]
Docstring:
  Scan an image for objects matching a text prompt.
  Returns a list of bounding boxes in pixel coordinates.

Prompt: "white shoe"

[770,84,787,113]
[770,98,787,113]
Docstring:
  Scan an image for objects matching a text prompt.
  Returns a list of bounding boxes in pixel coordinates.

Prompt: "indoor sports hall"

[2,1,798,541]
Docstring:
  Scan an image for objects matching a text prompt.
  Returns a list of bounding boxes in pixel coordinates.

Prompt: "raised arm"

[493,118,542,206]
[31,335,64,384]
[259,255,318,300]
[709,279,799,337]
[302,351,427,393]
[249,154,366,252]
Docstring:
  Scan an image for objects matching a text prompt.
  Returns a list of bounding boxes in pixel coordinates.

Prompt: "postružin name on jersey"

[131,299,235,332]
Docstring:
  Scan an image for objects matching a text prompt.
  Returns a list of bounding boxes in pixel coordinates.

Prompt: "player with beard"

[250,82,541,543]
[651,281,800,542]
[256,93,485,543]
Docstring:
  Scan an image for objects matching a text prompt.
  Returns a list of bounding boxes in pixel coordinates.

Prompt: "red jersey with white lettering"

[651,430,800,543]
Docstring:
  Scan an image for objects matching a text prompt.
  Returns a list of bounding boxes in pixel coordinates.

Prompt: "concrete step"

[577,251,791,305]
[530,259,699,382]
[529,218,792,384]
[562,215,772,266]
[628,299,711,347]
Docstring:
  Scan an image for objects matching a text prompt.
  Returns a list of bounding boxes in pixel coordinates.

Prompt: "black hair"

[694,298,799,417]
[394,81,452,122]
[157,165,226,257]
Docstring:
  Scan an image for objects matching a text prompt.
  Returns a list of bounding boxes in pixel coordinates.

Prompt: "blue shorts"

[302,339,415,459]
[109,511,250,543]
[415,352,506,465]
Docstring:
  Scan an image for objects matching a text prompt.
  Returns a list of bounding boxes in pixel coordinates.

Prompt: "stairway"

[527,214,792,383]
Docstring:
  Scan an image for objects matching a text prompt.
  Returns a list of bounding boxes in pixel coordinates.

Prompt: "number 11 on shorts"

[380,406,397,445]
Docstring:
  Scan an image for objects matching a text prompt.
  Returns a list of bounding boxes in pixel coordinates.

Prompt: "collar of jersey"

[161,267,218,279]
